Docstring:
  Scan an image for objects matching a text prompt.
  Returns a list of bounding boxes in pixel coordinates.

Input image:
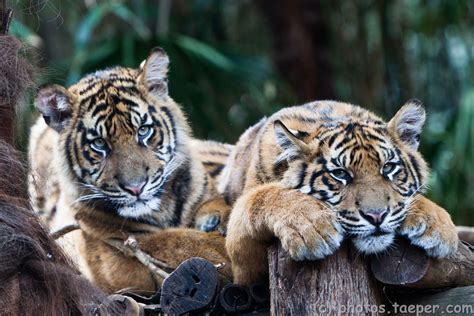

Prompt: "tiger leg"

[226,183,344,286]
[83,228,231,293]
[398,195,458,257]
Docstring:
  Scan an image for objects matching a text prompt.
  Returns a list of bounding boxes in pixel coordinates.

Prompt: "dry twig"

[104,236,171,280]
[51,222,81,239]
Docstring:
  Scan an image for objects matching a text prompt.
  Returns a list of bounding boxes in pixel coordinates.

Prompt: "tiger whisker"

[406,183,429,210]
[71,194,105,205]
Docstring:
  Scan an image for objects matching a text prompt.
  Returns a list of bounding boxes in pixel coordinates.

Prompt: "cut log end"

[370,237,429,285]
[160,257,219,315]
[371,237,474,289]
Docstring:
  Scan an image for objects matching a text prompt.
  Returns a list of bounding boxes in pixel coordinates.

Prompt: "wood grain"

[268,241,383,315]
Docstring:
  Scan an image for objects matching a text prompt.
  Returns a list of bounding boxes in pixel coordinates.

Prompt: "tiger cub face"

[277,101,428,254]
[35,48,190,218]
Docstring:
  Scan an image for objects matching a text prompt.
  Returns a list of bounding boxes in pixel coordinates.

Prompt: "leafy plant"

[10,0,474,224]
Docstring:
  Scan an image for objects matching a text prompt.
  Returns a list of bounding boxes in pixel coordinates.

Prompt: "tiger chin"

[28,48,233,292]
[223,100,458,285]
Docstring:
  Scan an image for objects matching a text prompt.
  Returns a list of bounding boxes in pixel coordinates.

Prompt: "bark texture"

[268,242,383,315]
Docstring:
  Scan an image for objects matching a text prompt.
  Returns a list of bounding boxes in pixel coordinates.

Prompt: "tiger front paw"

[398,198,458,258]
[272,209,344,261]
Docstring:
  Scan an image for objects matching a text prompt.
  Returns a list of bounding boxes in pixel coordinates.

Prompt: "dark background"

[11,0,473,225]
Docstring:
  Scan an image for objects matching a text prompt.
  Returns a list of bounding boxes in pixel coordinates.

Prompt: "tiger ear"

[35,85,73,132]
[274,120,309,164]
[388,99,426,150]
[141,47,169,97]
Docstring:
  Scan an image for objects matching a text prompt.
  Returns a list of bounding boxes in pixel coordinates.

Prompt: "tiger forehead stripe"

[76,75,138,97]
[80,87,143,115]
[78,81,138,100]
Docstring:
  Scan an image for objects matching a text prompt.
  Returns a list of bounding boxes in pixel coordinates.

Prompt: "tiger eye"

[382,162,397,174]
[92,138,106,148]
[332,169,347,178]
[138,126,151,137]
[329,168,352,183]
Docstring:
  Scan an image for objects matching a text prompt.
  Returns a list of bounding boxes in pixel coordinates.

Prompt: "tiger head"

[275,101,429,254]
[35,48,191,219]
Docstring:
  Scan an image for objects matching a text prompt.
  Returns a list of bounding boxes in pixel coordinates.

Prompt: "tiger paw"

[194,198,231,235]
[196,213,222,233]
[272,210,344,261]
[398,199,458,258]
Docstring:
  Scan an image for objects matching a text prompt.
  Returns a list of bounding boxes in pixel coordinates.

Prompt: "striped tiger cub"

[222,100,459,285]
[28,48,232,292]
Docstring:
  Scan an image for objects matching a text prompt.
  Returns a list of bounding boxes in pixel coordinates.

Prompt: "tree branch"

[458,226,474,245]
[51,222,81,239]
[0,0,13,35]
[104,236,172,281]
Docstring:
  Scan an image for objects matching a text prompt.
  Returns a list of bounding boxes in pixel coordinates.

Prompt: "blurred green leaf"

[9,20,42,47]
[175,35,236,71]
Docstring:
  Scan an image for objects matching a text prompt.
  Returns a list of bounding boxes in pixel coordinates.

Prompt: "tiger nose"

[360,209,388,226]
[120,180,146,196]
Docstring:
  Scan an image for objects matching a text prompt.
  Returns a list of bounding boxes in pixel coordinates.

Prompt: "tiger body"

[223,100,458,285]
[28,49,232,292]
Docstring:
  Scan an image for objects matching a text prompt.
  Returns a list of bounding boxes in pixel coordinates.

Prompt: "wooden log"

[268,241,383,315]
[458,226,474,245]
[219,284,253,313]
[370,238,429,286]
[160,257,219,315]
[371,238,474,289]
[394,286,474,316]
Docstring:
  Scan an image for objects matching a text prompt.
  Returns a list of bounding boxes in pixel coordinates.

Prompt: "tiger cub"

[222,100,459,285]
[28,48,232,292]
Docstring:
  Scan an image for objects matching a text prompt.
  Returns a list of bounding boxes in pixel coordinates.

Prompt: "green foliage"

[425,91,474,224]
[10,0,474,225]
